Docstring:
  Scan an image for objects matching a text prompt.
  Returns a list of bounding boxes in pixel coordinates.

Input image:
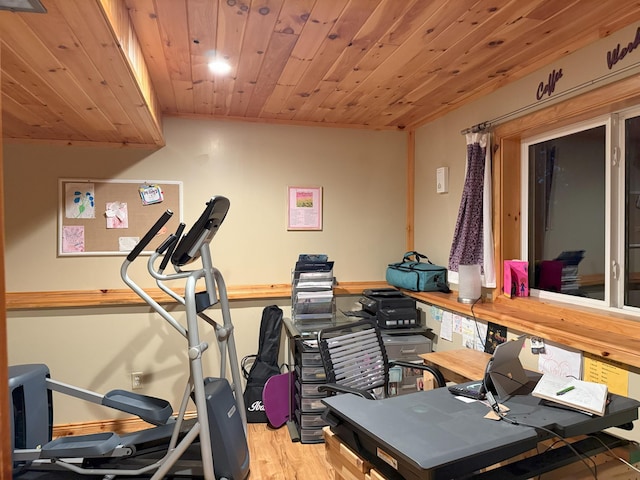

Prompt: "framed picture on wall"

[287,186,323,231]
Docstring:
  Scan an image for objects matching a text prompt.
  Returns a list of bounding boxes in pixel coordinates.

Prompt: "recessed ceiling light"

[208,59,232,75]
[0,0,47,13]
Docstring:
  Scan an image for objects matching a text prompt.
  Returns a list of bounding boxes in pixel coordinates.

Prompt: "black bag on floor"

[241,305,284,423]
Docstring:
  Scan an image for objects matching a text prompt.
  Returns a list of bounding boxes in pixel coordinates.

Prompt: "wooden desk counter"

[419,349,491,384]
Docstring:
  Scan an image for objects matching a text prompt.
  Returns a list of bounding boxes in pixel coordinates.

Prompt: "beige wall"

[414,22,640,270]
[415,23,640,442]
[5,120,405,423]
[7,20,640,437]
[5,119,406,291]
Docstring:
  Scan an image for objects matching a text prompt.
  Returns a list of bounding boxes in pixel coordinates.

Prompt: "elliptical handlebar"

[126,209,174,262]
[156,234,178,257]
[159,223,186,272]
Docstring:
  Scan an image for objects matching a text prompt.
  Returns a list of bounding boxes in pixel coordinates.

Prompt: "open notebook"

[532,374,608,416]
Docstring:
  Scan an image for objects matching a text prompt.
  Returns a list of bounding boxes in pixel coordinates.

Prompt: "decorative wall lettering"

[606,26,640,69]
[536,68,563,100]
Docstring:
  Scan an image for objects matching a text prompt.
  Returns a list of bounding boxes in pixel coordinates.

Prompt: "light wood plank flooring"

[53,419,333,478]
[246,423,333,479]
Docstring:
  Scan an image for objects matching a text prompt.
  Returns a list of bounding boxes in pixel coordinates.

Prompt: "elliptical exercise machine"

[9,196,250,479]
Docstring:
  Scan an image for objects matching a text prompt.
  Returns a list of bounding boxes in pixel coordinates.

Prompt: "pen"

[556,386,575,396]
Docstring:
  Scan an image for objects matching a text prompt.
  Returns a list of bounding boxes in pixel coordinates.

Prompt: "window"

[522,108,640,314]
[624,113,640,309]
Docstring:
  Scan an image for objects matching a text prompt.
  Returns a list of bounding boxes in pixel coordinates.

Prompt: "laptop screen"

[487,335,529,399]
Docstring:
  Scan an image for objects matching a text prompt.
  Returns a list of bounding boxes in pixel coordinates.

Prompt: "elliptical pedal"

[40,432,123,459]
[103,389,173,425]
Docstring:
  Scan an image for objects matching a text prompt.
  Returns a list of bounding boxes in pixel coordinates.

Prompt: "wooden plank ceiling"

[1,0,640,147]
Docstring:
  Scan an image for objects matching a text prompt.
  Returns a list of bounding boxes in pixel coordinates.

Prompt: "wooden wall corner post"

[406,129,415,251]
[0,40,12,480]
[493,134,522,300]
[491,136,502,300]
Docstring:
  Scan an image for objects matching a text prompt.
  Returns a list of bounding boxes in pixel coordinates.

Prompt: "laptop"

[487,334,530,399]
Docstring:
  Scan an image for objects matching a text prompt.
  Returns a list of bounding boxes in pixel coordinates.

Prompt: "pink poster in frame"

[287,186,323,231]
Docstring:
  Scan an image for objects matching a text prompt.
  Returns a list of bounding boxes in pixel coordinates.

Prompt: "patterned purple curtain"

[449,133,488,272]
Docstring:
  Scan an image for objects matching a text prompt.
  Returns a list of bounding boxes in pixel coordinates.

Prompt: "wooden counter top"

[420,349,491,384]
[8,280,640,372]
[409,290,640,371]
[4,281,389,309]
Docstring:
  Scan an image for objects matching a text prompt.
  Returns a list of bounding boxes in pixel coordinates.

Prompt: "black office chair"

[317,319,445,399]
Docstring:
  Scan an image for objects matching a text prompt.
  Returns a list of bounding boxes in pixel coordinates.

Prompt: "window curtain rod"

[460,59,640,135]
[460,122,490,135]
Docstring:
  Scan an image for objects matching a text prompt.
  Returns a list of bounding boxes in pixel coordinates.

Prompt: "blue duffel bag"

[386,251,450,293]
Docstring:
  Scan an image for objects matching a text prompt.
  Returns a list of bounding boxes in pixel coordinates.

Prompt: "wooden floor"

[43,417,640,479]
[246,423,333,479]
[52,418,333,479]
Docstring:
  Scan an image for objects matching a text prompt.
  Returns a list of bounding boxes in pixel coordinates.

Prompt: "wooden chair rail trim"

[410,291,640,371]
[5,281,389,310]
[10,282,640,370]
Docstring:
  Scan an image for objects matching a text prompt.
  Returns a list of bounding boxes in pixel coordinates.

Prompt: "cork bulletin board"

[58,178,183,256]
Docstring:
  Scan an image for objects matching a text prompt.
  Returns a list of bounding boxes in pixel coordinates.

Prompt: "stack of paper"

[292,254,335,324]
[532,374,608,416]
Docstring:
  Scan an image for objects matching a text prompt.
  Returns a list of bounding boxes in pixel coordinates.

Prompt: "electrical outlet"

[131,371,143,390]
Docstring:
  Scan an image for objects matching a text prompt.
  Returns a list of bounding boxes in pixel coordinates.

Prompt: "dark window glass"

[528,126,606,300]
[625,116,640,307]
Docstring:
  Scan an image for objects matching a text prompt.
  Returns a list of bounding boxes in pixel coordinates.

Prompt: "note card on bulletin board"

[58,178,183,256]
[583,352,629,396]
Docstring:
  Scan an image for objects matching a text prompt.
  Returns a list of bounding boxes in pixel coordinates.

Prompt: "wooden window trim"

[473,73,640,369]
[408,77,640,371]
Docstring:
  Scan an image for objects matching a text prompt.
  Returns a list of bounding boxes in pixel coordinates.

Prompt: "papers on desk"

[532,374,608,416]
